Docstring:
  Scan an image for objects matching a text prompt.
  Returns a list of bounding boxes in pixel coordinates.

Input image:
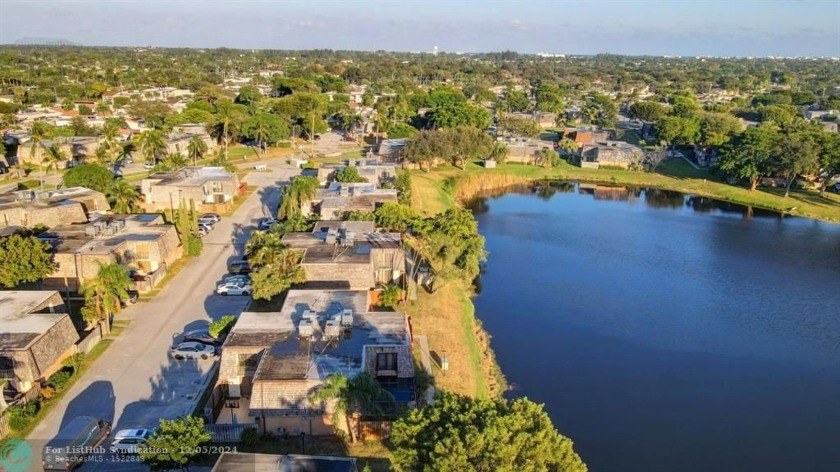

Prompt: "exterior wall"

[29,316,79,381]
[303,263,374,289]
[43,252,120,292]
[580,161,600,169]
[364,345,414,379]
[371,248,405,285]
[261,415,336,436]
[142,178,240,212]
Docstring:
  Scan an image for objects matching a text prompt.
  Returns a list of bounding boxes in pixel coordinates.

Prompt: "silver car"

[171,341,216,360]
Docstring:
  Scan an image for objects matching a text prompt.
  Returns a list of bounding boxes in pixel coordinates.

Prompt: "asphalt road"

[23,164,295,471]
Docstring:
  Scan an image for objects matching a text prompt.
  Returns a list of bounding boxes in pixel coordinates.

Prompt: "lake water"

[471,183,840,472]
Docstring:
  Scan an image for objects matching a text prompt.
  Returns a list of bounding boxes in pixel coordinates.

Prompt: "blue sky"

[1,0,838,56]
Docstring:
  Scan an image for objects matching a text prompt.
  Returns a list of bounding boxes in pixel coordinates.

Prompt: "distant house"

[315,160,397,186]
[507,111,557,129]
[1,134,102,167]
[214,289,414,436]
[0,187,110,230]
[38,213,182,292]
[309,182,398,220]
[165,132,216,156]
[212,453,357,472]
[0,291,80,394]
[376,139,408,162]
[579,141,644,169]
[140,167,242,212]
[563,128,613,147]
[282,220,405,289]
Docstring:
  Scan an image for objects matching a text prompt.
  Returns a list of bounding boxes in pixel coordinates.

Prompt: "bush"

[209,315,236,339]
[396,172,412,206]
[41,386,56,400]
[378,284,402,309]
[47,368,74,390]
[17,179,40,190]
[8,402,40,430]
[185,235,203,257]
[240,427,260,447]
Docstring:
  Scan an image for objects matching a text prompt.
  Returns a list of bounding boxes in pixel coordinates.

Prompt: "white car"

[216,282,252,296]
[220,274,251,286]
[110,429,151,455]
[143,162,155,169]
[171,341,216,359]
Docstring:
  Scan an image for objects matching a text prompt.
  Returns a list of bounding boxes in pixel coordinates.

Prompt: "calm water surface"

[471,184,840,472]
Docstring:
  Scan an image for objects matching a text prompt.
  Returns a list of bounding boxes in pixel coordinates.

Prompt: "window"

[375,352,398,374]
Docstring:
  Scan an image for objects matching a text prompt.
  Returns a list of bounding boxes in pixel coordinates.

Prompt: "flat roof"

[212,453,356,472]
[234,290,408,382]
[145,167,234,187]
[0,291,67,350]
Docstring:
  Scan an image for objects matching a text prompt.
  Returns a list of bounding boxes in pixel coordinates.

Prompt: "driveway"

[24,167,292,471]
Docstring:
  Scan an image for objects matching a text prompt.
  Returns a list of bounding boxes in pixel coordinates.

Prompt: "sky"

[1,0,838,57]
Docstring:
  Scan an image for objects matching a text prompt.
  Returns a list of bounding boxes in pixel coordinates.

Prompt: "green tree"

[186,135,208,166]
[62,163,113,193]
[488,142,509,164]
[669,94,701,117]
[211,99,247,159]
[80,261,132,327]
[538,147,561,168]
[385,122,418,139]
[310,373,396,443]
[557,138,579,156]
[41,145,68,184]
[497,115,541,138]
[278,176,319,220]
[717,125,778,191]
[374,202,421,233]
[334,166,367,183]
[28,121,50,164]
[411,207,485,291]
[775,132,819,197]
[395,171,412,206]
[655,116,701,147]
[628,101,667,122]
[445,126,494,170]
[138,129,167,164]
[0,234,56,288]
[140,416,211,472]
[208,315,237,339]
[235,85,262,111]
[245,231,304,300]
[533,82,565,114]
[241,113,290,153]
[108,178,139,213]
[390,392,587,472]
[698,112,743,148]
[814,132,840,196]
[428,102,491,129]
[378,284,402,309]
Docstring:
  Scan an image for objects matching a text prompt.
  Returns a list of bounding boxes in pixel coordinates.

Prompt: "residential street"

[24,163,298,471]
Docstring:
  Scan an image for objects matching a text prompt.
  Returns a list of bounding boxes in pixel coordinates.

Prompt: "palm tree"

[138,129,167,165]
[211,100,243,160]
[109,179,140,213]
[102,121,120,159]
[164,151,189,170]
[309,373,396,443]
[208,149,237,173]
[41,145,67,190]
[80,261,132,328]
[186,135,208,166]
[29,122,50,173]
[116,142,136,164]
[278,176,319,219]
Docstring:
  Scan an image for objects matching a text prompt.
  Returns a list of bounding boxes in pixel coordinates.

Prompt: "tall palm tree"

[164,151,189,170]
[309,373,396,443]
[41,145,67,190]
[29,121,50,166]
[278,176,319,219]
[138,129,167,165]
[117,142,136,164]
[109,179,140,213]
[102,121,120,159]
[186,135,208,166]
[211,100,243,160]
[80,261,132,327]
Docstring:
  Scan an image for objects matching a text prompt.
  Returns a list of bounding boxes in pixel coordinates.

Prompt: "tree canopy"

[62,163,113,193]
[390,392,588,472]
[0,234,56,288]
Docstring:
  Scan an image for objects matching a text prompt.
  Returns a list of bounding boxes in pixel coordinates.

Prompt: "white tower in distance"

[432,46,439,55]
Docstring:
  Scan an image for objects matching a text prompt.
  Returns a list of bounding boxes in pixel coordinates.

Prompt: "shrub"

[209,315,236,339]
[396,172,412,206]
[378,284,402,309]
[8,402,40,430]
[240,427,260,447]
[185,235,203,257]
[47,369,74,390]
[17,179,40,190]
[41,386,56,400]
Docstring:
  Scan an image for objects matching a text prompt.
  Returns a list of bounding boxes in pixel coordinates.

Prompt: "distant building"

[0,291,79,393]
[315,160,397,186]
[0,187,109,229]
[213,290,414,436]
[38,213,181,292]
[309,183,398,220]
[140,167,242,212]
[579,141,644,169]
[376,139,408,162]
[507,111,557,129]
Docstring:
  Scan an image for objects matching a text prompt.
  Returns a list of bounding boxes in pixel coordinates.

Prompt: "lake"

[471,183,840,472]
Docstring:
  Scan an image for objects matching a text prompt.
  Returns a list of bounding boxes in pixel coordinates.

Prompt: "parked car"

[143,162,155,169]
[198,222,213,233]
[221,274,251,286]
[110,429,152,455]
[216,282,252,296]
[171,342,216,360]
[120,290,140,307]
[181,330,222,346]
[228,260,252,274]
[200,213,221,223]
[198,216,217,226]
[43,416,112,470]
[258,217,276,231]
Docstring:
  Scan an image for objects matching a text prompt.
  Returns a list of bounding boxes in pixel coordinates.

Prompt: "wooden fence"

[0,412,9,439]
[74,322,104,355]
[205,423,251,442]
[0,384,41,440]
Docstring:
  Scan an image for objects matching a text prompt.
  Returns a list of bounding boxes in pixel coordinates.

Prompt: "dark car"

[120,290,140,307]
[228,260,252,274]
[181,330,222,346]
[43,416,112,470]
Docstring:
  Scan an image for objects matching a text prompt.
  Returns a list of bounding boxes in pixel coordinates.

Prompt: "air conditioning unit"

[325,317,341,338]
[340,309,353,327]
[299,319,314,338]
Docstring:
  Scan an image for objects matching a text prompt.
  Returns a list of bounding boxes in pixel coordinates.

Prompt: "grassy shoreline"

[408,157,840,400]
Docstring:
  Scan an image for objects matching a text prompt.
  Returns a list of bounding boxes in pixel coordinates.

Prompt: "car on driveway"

[144,162,155,169]
[198,222,213,233]
[198,215,218,226]
[216,282,252,296]
[258,217,276,230]
[228,260,252,274]
[181,330,222,346]
[220,274,251,286]
[171,342,216,360]
[200,213,221,223]
[110,429,152,455]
